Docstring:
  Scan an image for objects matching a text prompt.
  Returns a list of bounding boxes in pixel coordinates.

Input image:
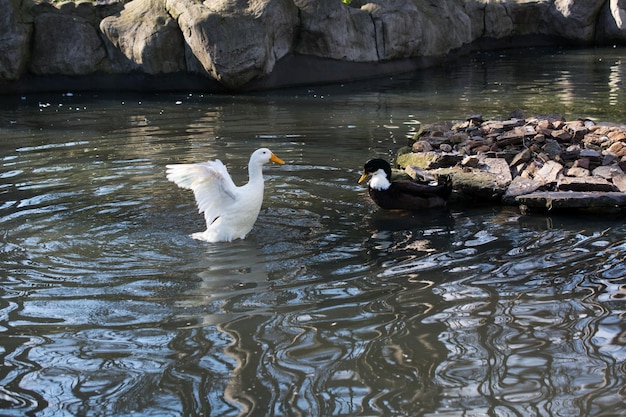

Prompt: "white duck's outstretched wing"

[166,160,239,225]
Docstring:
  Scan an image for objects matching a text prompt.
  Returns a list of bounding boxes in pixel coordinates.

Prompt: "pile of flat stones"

[395,113,626,213]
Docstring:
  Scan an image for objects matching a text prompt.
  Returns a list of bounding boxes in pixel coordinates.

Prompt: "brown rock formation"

[1,0,626,91]
[395,113,626,213]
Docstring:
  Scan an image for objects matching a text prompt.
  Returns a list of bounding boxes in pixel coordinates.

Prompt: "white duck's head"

[250,148,285,166]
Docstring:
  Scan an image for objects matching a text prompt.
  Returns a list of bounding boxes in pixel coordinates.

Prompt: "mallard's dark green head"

[358,158,392,183]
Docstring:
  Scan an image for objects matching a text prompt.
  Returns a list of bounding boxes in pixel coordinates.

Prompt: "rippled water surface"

[1,48,625,416]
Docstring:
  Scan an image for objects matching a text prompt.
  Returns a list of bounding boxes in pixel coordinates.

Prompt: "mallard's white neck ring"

[369,169,391,191]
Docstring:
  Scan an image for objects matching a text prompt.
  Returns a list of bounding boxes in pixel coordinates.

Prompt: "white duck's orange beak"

[270,153,285,165]
[358,172,369,184]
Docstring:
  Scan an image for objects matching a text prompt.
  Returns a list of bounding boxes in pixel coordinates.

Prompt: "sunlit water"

[1,47,625,417]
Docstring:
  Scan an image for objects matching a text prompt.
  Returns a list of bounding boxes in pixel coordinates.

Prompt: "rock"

[579,149,603,169]
[557,176,618,192]
[593,125,616,136]
[449,132,469,144]
[421,136,449,148]
[394,114,626,214]
[3,0,626,91]
[0,0,31,80]
[100,0,185,74]
[482,158,512,186]
[613,174,626,192]
[412,140,433,152]
[167,0,299,88]
[365,0,472,59]
[467,114,484,124]
[536,152,551,164]
[438,167,507,201]
[542,138,562,158]
[565,167,590,177]
[477,1,602,44]
[535,160,564,185]
[427,157,512,202]
[592,164,625,180]
[396,151,462,170]
[607,141,626,157]
[509,148,532,167]
[551,129,572,142]
[574,157,591,170]
[597,0,626,43]
[580,148,602,158]
[566,125,588,141]
[294,0,377,61]
[30,11,106,75]
[608,129,626,142]
[583,132,609,148]
[462,155,481,168]
[603,153,619,166]
[497,129,525,146]
[295,0,471,62]
[405,165,435,183]
[536,119,553,130]
[503,177,544,204]
[517,191,626,213]
[561,144,581,161]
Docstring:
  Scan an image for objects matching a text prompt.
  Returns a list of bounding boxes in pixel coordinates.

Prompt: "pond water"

[1,47,625,417]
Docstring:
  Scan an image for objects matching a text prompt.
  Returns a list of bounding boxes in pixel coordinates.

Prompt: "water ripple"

[2,83,626,416]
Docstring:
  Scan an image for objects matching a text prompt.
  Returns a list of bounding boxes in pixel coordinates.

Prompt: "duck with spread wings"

[166,148,284,242]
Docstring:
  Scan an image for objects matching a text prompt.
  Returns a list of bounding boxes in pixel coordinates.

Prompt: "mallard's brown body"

[359,158,452,211]
[368,176,452,210]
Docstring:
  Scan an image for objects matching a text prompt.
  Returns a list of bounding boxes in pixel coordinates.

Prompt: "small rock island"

[395,113,626,213]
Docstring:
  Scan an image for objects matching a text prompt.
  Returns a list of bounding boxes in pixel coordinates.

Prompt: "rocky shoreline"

[394,113,626,214]
[2,0,626,93]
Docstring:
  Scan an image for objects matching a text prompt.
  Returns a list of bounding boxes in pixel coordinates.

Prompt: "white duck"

[166,148,284,242]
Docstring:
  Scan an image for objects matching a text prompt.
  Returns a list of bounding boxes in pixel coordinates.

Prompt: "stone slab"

[516,191,626,210]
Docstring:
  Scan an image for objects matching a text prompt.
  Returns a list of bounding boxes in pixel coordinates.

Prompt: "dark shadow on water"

[518,211,626,231]
[367,207,455,232]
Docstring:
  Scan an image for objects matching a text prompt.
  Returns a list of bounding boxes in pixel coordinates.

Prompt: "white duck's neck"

[247,162,265,185]
[369,169,391,190]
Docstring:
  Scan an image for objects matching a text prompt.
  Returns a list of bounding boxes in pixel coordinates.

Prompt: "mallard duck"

[166,148,284,242]
[358,158,452,210]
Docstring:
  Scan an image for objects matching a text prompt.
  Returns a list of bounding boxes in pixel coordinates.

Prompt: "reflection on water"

[1,48,625,416]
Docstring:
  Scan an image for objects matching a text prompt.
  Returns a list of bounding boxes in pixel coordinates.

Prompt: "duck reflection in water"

[366,208,456,256]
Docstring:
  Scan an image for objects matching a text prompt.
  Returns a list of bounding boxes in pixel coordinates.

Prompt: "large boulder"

[166,0,299,88]
[29,8,106,75]
[465,0,606,44]
[366,0,471,59]
[100,0,185,74]
[549,0,606,43]
[463,0,552,41]
[596,0,626,43]
[294,0,472,61]
[293,0,377,61]
[0,0,31,80]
